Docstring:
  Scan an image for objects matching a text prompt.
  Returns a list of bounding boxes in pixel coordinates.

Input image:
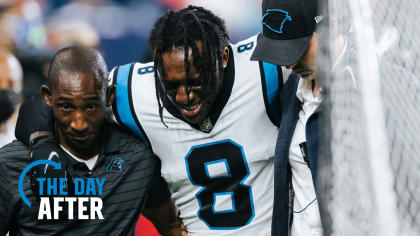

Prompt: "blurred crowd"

[0,0,262,148]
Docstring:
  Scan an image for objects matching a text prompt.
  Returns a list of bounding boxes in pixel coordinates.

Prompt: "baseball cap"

[250,0,321,66]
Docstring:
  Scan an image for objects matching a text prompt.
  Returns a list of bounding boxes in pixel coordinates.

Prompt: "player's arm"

[108,64,152,147]
[14,95,55,146]
[142,160,187,236]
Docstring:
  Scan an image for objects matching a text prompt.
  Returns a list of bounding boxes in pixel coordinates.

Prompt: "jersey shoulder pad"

[231,34,258,58]
[133,62,155,78]
[111,62,153,148]
[110,62,155,85]
[110,62,156,93]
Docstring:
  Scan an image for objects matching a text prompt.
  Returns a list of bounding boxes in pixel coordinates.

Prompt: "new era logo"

[315,15,323,24]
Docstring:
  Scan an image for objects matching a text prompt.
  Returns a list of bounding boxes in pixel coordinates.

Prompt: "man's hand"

[164,222,188,236]
[29,137,72,199]
[157,219,188,236]
[142,199,188,236]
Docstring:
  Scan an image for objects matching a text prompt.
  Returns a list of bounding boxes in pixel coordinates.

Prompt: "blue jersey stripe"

[262,62,279,103]
[262,62,281,125]
[115,63,150,147]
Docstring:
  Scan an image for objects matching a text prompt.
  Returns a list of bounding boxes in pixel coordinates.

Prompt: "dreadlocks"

[148,5,230,126]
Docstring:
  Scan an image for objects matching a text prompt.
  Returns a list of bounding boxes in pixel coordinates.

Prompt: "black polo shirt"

[0,123,170,236]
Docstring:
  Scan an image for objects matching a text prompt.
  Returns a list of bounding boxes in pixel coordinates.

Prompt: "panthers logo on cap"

[262,9,292,34]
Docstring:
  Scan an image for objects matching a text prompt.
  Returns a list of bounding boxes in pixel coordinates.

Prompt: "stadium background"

[0,0,263,101]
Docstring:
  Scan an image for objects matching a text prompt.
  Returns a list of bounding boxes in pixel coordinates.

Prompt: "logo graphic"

[106,158,125,173]
[18,153,106,220]
[18,159,62,207]
[262,9,292,34]
[314,15,323,24]
[199,117,213,133]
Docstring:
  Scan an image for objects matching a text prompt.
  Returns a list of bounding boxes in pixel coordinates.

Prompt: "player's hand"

[160,222,188,236]
[29,136,71,199]
[143,199,188,236]
[15,95,54,146]
[181,223,188,236]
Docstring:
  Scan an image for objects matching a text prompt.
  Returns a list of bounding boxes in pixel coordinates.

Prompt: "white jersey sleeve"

[109,62,154,148]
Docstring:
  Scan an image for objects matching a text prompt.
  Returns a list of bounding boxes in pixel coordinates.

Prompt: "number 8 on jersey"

[185,140,255,229]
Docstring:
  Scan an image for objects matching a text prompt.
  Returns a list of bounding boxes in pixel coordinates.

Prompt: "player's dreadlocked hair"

[149,5,230,126]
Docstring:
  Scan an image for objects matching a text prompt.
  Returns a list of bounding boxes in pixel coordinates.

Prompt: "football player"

[16,6,292,235]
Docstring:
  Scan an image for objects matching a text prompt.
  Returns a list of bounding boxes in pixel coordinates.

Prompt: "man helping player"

[1,46,184,235]
[15,6,291,235]
[251,0,325,235]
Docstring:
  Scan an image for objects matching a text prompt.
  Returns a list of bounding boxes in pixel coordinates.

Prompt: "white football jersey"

[110,35,290,235]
